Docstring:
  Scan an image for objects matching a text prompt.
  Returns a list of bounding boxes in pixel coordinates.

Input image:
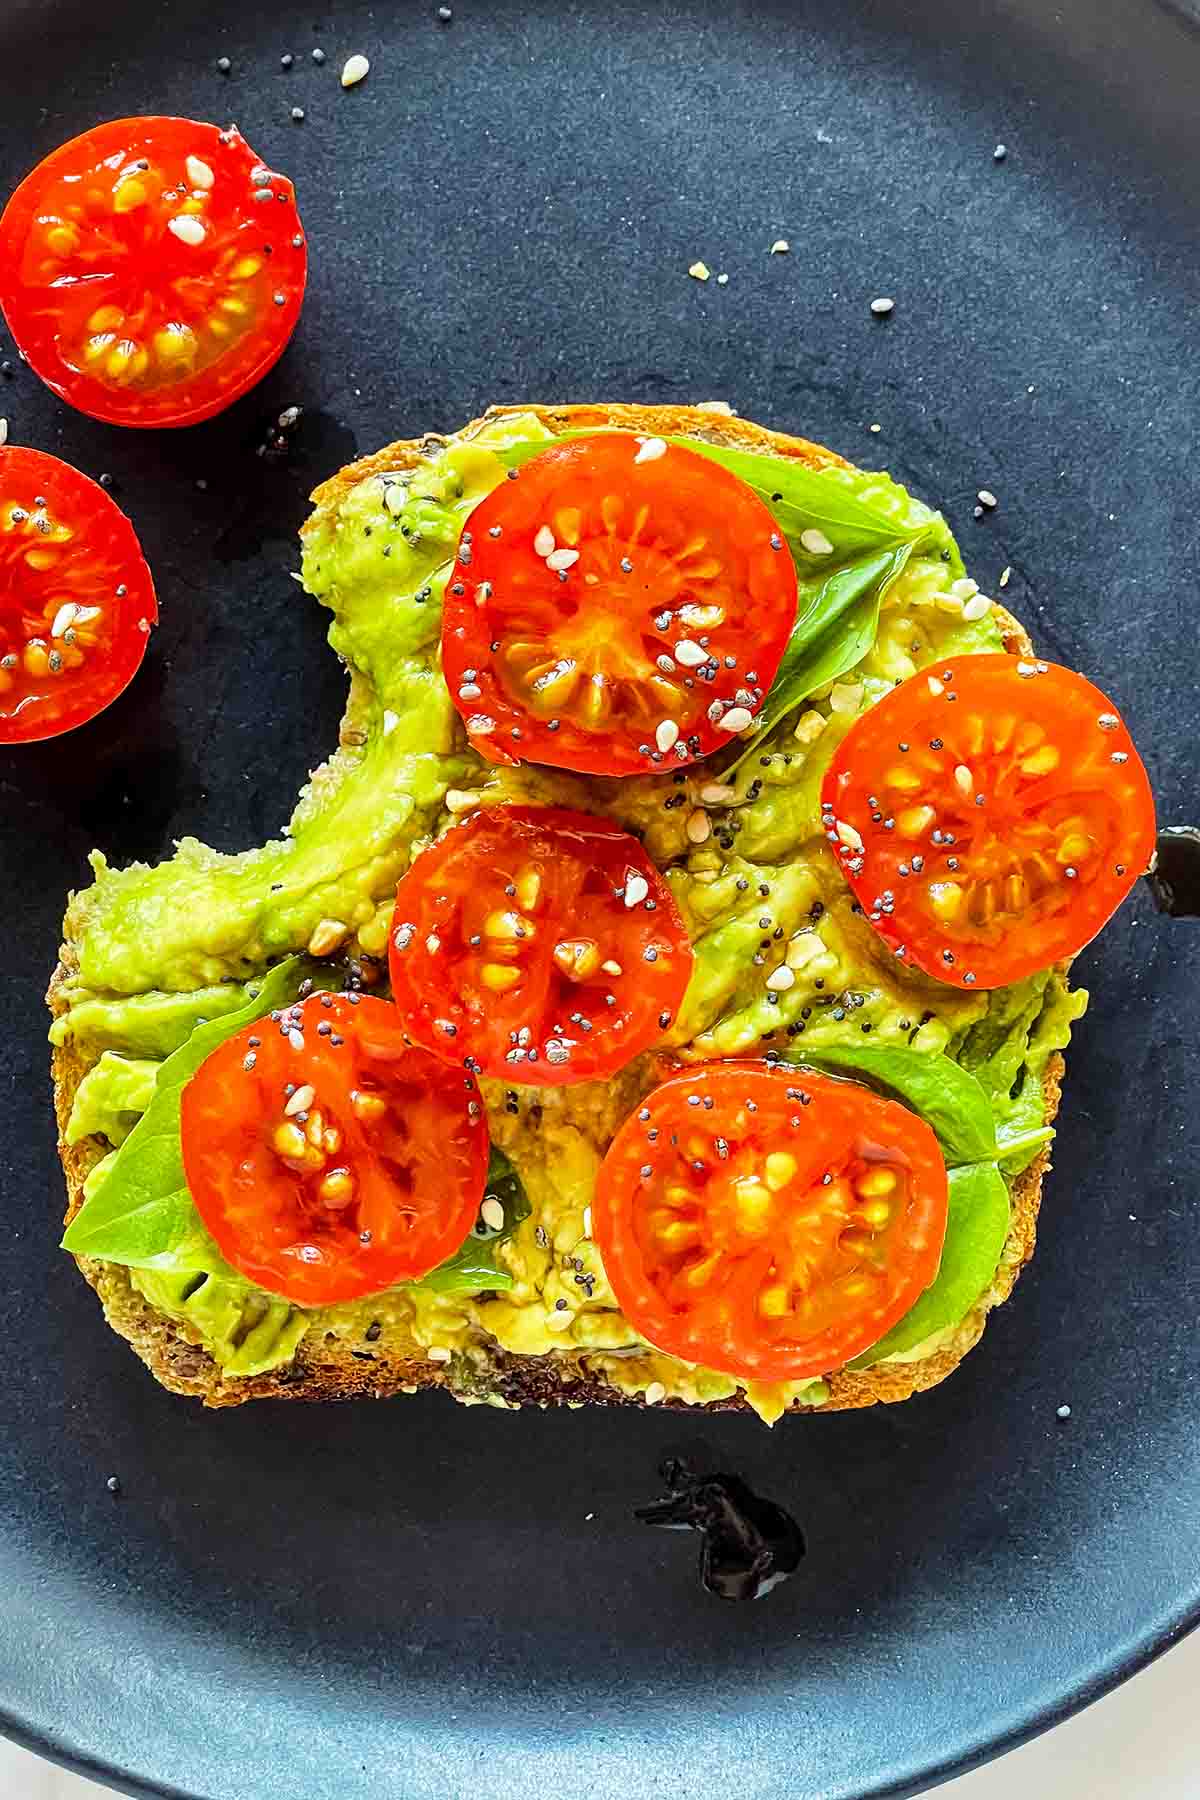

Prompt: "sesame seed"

[716,272,729,285]
[545,546,579,571]
[927,675,945,696]
[699,782,736,805]
[994,143,1008,161]
[216,55,231,72]
[962,593,992,622]
[291,106,306,122]
[800,528,834,555]
[285,1084,316,1116]
[766,964,795,992]
[533,524,555,556]
[634,437,667,464]
[312,46,326,62]
[870,296,895,316]
[1056,1403,1072,1420]
[673,638,708,667]
[685,808,711,845]
[624,873,649,908]
[341,52,370,87]
[999,566,1011,588]
[688,260,710,281]
[438,3,453,17]
[717,706,754,733]
[954,764,973,795]
[481,1197,505,1232]
[427,1345,453,1364]
[769,238,790,254]
[288,1028,305,1051]
[655,719,679,753]
[168,215,206,246]
[644,1382,667,1406]
[977,489,998,509]
[836,820,865,852]
[1097,712,1120,731]
[186,155,214,190]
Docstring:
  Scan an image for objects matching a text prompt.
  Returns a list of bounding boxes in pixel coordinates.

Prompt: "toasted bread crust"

[49,401,1060,1413]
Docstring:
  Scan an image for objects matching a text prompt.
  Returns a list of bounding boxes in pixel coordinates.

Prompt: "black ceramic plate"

[1,2,1197,1796]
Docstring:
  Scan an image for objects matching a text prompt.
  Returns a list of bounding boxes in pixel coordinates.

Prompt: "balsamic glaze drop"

[635,1458,805,1601]
[1144,828,1200,919]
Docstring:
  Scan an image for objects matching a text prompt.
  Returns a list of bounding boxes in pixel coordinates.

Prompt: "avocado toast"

[49,402,1100,1422]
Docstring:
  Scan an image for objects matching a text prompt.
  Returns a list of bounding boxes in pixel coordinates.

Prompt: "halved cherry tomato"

[441,433,798,775]
[0,446,156,743]
[180,993,488,1305]
[820,654,1156,989]
[0,117,307,428]
[593,1063,948,1381]
[388,805,693,1085]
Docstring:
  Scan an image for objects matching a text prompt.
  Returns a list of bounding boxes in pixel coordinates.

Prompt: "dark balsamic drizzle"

[635,1458,805,1601]
[1144,828,1200,919]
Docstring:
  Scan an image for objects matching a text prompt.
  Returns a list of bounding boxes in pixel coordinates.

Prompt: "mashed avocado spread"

[56,413,1085,1423]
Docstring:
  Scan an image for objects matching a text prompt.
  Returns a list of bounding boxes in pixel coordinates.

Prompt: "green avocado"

[54,415,1084,1422]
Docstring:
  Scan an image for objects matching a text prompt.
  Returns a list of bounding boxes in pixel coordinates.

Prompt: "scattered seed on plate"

[216,55,231,73]
[800,527,833,555]
[1056,1403,1072,1419]
[312,46,326,62]
[769,238,790,254]
[999,565,1011,588]
[870,297,895,317]
[688,260,710,281]
[994,142,1007,161]
[280,52,294,67]
[0,419,8,448]
[716,272,729,285]
[291,107,305,121]
[869,422,882,432]
[978,489,998,509]
[437,3,453,17]
[341,52,370,87]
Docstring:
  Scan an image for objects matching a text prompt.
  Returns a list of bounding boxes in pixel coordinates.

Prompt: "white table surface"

[2,1625,1196,1798]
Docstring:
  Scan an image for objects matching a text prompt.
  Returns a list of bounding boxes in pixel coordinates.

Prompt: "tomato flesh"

[388,805,693,1085]
[0,446,156,743]
[181,993,488,1305]
[0,117,307,428]
[593,1064,948,1380]
[442,433,798,775]
[820,654,1157,988]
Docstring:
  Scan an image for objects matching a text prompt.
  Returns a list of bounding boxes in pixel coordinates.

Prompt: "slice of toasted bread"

[49,402,1063,1412]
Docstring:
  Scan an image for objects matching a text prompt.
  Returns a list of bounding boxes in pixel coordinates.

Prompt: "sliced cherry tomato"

[0,446,156,743]
[180,993,488,1305]
[388,805,693,1084]
[820,654,1157,989]
[594,1063,948,1380]
[0,117,307,428]
[441,433,798,775]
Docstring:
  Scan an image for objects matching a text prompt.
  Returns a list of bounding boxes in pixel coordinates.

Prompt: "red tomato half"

[442,433,798,775]
[181,993,489,1306]
[0,117,307,428]
[388,805,693,1085]
[593,1064,948,1381]
[820,654,1156,988]
[0,446,156,743]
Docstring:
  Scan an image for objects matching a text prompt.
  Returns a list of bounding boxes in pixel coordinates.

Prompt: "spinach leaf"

[417,1145,530,1295]
[786,1043,998,1167]
[850,1161,1011,1367]
[62,958,316,1272]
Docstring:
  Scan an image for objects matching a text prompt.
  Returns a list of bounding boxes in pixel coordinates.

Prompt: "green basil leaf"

[62,958,317,1271]
[850,1161,1011,1367]
[744,542,914,747]
[670,439,913,556]
[417,1145,530,1295]
[788,1042,997,1166]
